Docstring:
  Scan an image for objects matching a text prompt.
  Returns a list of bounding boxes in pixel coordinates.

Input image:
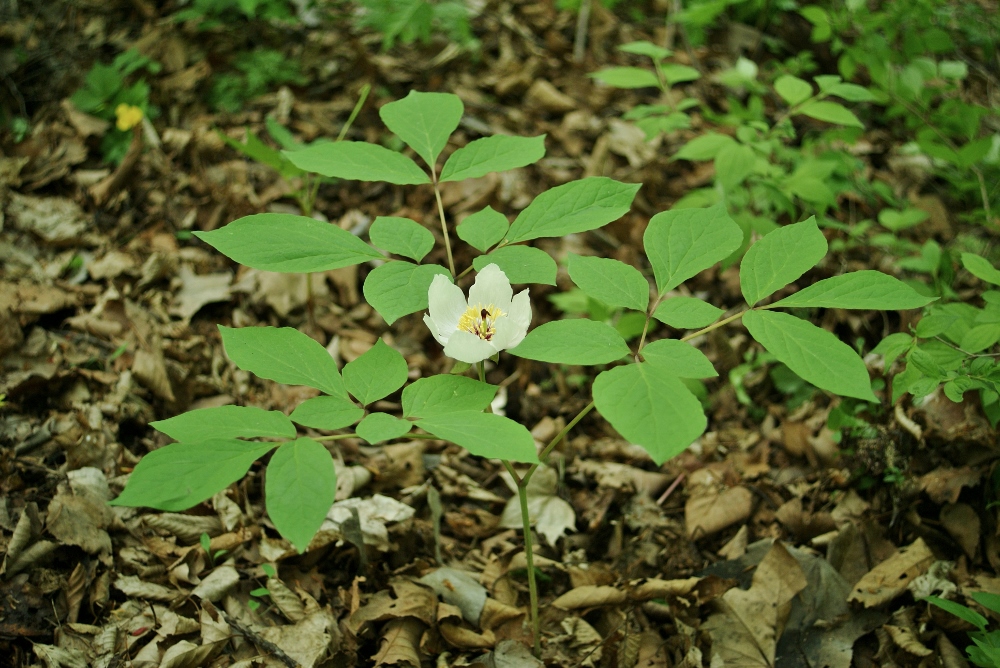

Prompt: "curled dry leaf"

[551,585,627,610]
[848,538,935,608]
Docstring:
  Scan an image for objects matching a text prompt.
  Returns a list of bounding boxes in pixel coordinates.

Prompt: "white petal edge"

[489,316,520,351]
[423,314,449,346]
[468,263,513,312]
[504,289,532,349]
[427,274,466,338]
[444,330,498,364]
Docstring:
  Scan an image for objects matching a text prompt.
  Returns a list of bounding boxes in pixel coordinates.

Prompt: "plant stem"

[679,309,749,343]
[501,460,542,657]
[337,83,370,142]
[432,178,457,277]
[478,361,486,383]
[635,294,664,359]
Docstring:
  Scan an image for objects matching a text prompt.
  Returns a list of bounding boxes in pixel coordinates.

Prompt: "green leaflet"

[402,375,497,418]
[355,412,413,444]
[743,310,877,401]
[593,363,707,465]
[640,339,717,378]
[472,246,557,285]
[509,319,631,365]
[796,100,864,128]
[567,254,649,312]
[673,133,736,161]
[417,411,538,463]
[774,75,813,106]
[369,216,435,262]
[289,395,364,430]
[343,339,409,406]
[440,135,546,182]
[643,205,743,294]
[362,261,451,325]
[195,214,384,273]
[768,271,935,310]
[284,141,430,184]
[962,253,1000,286]
[590,67,660,89]
[265,438,336,553]
[740,217,827,306]
[457,206,509,252]
[715,143,756,190]
[219,326,347,398]
[379,90,463,169]
[506,178,640,243]
[111,439,277,511]
[151,405,295,442]
[652,297,723,329]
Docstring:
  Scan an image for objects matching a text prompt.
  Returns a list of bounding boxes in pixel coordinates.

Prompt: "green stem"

[432,178,457,277]
[478,361,486,383]
[502,460,541,657]
[679,309,749,343]
[337,83,370,142]
[635,293,665,359]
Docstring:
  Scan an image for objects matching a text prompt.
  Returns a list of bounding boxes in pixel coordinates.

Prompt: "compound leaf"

[417,411,538,463]
[285,141,430,184]
[220,326,347,398]
[643,205,743,294]
[402,375,497,418]
[265,438,336,553]
[289,395,364,430]
[506,178,640,243]
[567,254,649,312]
[740,217,827,306]
[379,90,463,168]
[342,339,409,406]
[152,405,295,442]
[509,319,631,365]
[769,270,935,310]
[440,134,546,182]
[369,216,435,262]
[363,261,451,325]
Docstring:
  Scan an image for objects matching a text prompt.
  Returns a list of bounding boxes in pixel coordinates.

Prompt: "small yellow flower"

[114,104,144,131]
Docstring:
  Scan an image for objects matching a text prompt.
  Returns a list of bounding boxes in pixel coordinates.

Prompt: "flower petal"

[423,314,449,346]
[468,264,513,311]
[444,330,498,364]
[427,274,466,337]
[489,316,520,351]
[504,289,532,349]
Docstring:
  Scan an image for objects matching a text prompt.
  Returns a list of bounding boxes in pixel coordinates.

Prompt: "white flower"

[424,264,531,364]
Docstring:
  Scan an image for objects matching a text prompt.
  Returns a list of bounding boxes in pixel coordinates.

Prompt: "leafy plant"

[111,91,932,657]
[70,49,160,164]
[209,49,306,113]
[353,0,477,51]
[172,0,297,28]
[925,592,1000,666]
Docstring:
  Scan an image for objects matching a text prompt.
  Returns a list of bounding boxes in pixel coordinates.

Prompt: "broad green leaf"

[355,412,413,444]
[643,205,743,294]
[915,313,958,338]
[590,67,660,89]
[640,339,717,378]
[878,208,928,231]
[195,214,383,273]
[827,82,875,102]
[652,297,724,328]
[593,363,707,465]
[871,332,913,367]
[774,75,813,106]
[797,100,864,128]
[506,178,640,243]
[567,254,649,312]
[769,271,935,310]
[714,143,756,190]
[509,319,631,365]
[402,375,497,418]
[284,141,430,184]
[363,261,451,325]
[379,90,463,168]
[218,129,302,179]
[740,217,827,306]
[960,324,1000,353]
[473,246,556,285]
[369,216,435,262]
[440,135,546,182]
[457,206,509,252]
[659,63,700,85]
[152,405,295,442]
[289,395,364,430]
[111,439,277,511]
[220,326,347,397]
[922,596,988,631]
[619,41,670,59]
[417,411,538,463]
[265,438,336,552]
[970,592,1000,616]
[743,310,877,401]
[673,133,736,161]
[962,253,1000,286]
[343,339,409,406]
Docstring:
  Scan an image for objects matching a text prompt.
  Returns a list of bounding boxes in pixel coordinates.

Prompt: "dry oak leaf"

[374,617,425,668]
[552,585,628,610]
[347,579,437,639]
[848,537,934,608]
[685,484,754,539]
[917,466,982,505]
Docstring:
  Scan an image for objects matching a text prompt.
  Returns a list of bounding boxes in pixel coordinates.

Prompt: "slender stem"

[478,361,486,383]
[507,461,542,658]
[432,179,457,277]
[337,83,370,142]
[679,309,749,343]
[635,293,664,359]
[312,433,357,442]
[531,401,594,473]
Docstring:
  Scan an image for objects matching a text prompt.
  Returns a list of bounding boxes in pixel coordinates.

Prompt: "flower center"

[457,304,504,341]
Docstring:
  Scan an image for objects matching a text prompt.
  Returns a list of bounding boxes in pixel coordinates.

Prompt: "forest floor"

[1,1,998,667]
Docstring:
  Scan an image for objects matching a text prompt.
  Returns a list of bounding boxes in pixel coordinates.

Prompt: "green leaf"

[362,261,451,325]
[369,216,435,262]
[567,254,649,312]
[472,246,556,285]
[457,206,509,252]
[740,217,827,306]
[922,596,988,631]
[284,141,430,184]
[960,324,1000,353]
[417,411,538,463]
[379,90,463,168]
[593,363,707,465]
[797,100,864,128]
[265,438,336,553]
[826,82,875,102]
[652,297,724,328]
[962,253,1000,286]
[743,310,877,401]
[152,405,296,442]
[590,67,660,89]
[439,135,546,182]
[220,326,347,397]
[402,375,497,418]
[872,332,913,367]
[915,313,958,338]
[640,339,717,378]
[768,271,935,310]
[673,133,736,161]
[355,412,413,444]
[878,208,928,231]
[659,63,700,85]
[714,143,756,190]
[289,395,364,430]
[343,339,409,406]
[506,178,640,243]
[643,205,743,294]
[509,320,631,365]
[111,439,277,511]
[774,75,814,106]
[195,214,384,273]
[618,40,670,59]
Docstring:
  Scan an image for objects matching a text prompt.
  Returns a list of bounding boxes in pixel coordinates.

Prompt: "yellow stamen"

[115,104,144,132]
[457,304,504,341]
